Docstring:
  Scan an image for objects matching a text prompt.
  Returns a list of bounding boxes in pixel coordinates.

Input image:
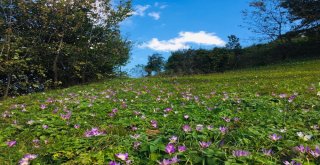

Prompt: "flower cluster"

[19,154,37,165]
[84,127,105,137]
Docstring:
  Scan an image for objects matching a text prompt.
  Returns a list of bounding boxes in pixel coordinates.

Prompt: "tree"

[144,53,164,76]
[281,0,320,30]
[242,0,292,42]
[226,35,242,67]
[130,64,148,77]
[0,0,132,98]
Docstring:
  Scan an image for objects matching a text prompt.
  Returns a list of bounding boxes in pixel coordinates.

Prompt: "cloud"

[154,2,167,9]
[148,12,160,20]
[131,5,150,16]
[140,31,226,52]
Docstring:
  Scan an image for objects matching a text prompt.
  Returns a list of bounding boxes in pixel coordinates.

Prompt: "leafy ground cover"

[1,60,320,165]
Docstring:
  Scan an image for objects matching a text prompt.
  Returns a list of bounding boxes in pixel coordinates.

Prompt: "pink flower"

[199,141,211,148]
[7,140,16,147]
[165,143,175,154]
[151,120,158,128]
[178,146,187,152]
[269,133,282,141]
[115,153,128,161]
[182,125,191,132]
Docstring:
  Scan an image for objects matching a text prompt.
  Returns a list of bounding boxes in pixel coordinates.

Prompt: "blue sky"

[120,0,254,72]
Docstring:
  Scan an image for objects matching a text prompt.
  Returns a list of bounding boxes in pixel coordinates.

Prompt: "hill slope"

[1,60,320,164]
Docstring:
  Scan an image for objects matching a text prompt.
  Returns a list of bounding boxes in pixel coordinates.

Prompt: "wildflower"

[233,117,240,122]
[112,108,118,113]
[60,111,72,120]
[158,158,171,165]
[222,117,231,122]
[269,133,282,141]
[170,155,179,164]
[40,104,46,110]
[196,124,204,131]
[262,149,273,156]
[19,154,37,165]
[165,143,175,154]
[219,126,228,134]
[7,140,16,147]
[109,161,120,165]
[169,136,178,143]
[288,94,297,102]
[310,146,320,158]
[294,145,310,153]
[207,125,214,130]
[74,124,80,129]
[199,141,211,148]
[42,125,48,129]
[279,93,287,98]
[151,120,158,128]
[115,153,128,161]
[283,160,302,165]
[84,127,105,137]
[178,146,187,152]
[130,134,140,140]
[164,108,172,113]
[184,115,189,119]
[182,125,191,132]
[133,141,141,149]
[233,150,250,157]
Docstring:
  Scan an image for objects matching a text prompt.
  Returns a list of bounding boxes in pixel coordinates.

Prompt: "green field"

[1,60,320,165]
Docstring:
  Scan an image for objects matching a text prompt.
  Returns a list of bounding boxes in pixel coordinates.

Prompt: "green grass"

[1,59,320,164]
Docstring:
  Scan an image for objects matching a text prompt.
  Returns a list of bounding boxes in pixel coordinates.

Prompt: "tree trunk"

[4,74,11,98]
[53,38,64,87]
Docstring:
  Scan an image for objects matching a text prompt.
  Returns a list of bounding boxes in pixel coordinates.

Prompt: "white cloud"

[148,12,160,20]
[131,5,150,16]
[154,2,167,9]
[140,31,226,52]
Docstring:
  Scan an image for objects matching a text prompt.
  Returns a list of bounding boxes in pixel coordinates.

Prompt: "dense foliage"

[0,60,319,164]
[0,0,132,98]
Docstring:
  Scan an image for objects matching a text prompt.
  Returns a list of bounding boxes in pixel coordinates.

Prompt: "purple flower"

[151,120,158,128]
[42,125,48,129]
[133,141,141,149]
[233,150,250,157]
[178,145,187,152]
[170,155,179,164]
[169,136,178,143]
[7,140,16,147]
[112,108,118,113]
[60,111,72,120]
[196,124,204,131]
[158,159,171,165]
[74,124,80,129]
[283,160,302,165]
[182,125,191,132]
[222,117,231,122]
[219,126,228,134]
[84,127,105,137]
[262,149,273,156]
[40,104,47,110]
[199,141,211,148]
[310,146,320,158]
[109,161,120,165]
[165,143,175,154]
[269,133,282,141]
[116,153,128,161]
[19,154,37,165]
[279,93,287,98]
[294,145,310,153]
[164,108,173,113]
[288,94,297,103]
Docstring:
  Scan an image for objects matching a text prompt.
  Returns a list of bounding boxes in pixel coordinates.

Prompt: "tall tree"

[144,53,164,76]
[242,0,292,42]
[226,35,242,67]
[281,0,320,30]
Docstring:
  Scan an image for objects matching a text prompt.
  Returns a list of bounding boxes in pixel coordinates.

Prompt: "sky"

[119,0,255,74]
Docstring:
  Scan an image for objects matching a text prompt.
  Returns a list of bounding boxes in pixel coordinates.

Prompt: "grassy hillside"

[1,60,320,164]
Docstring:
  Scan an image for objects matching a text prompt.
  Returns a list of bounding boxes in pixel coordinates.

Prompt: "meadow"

[1,60,320,165]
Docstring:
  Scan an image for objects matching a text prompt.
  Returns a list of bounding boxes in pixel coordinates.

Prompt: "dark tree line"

[0,0,132,98]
